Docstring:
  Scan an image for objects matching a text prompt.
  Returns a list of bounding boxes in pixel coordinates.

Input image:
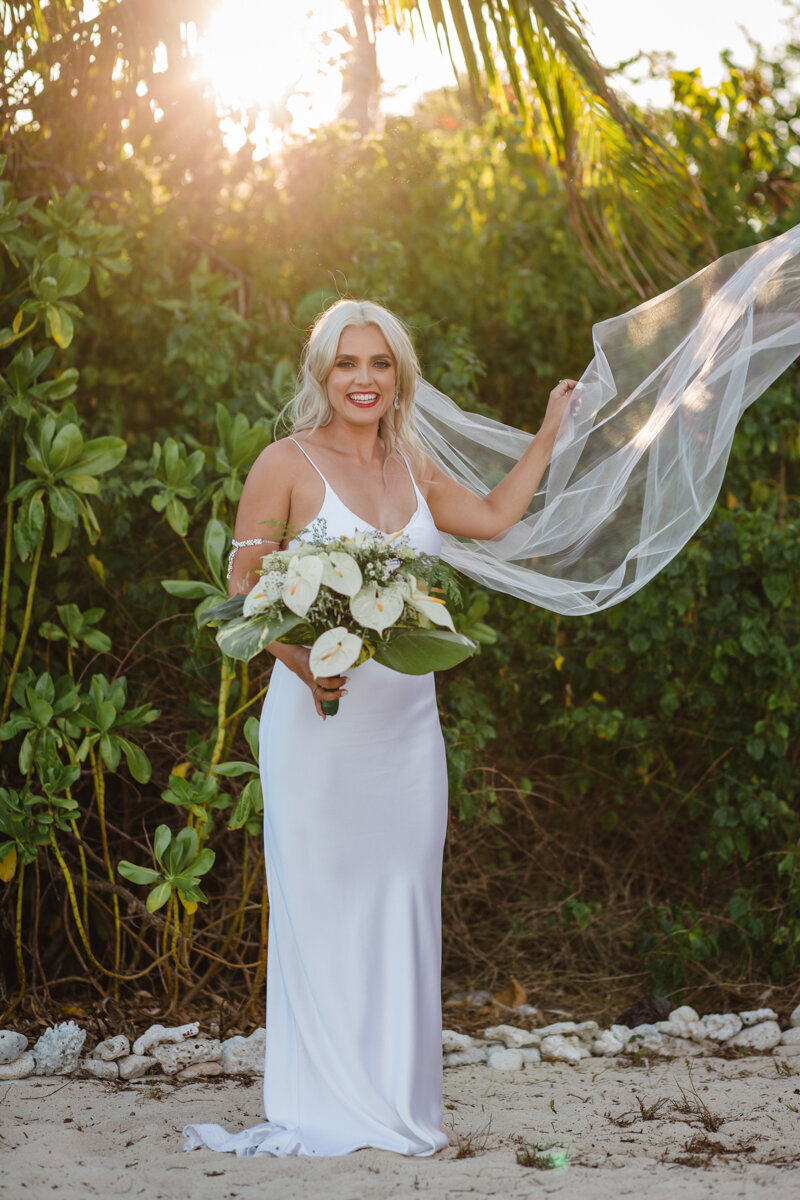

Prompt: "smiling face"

[325,324,397,429]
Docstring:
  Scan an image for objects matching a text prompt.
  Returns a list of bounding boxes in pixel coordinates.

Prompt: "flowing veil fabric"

[414,224,800,615]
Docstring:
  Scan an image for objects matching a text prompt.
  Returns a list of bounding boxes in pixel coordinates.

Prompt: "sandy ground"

[2,1055,799,1200]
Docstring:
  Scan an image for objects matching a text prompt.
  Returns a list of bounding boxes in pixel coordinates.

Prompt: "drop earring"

[393,390,400,410]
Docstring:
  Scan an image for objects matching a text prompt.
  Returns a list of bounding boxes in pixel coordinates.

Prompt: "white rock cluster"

[0,1021,266,1081]
[441,1000,800,1073]
[2,1002,798,1082]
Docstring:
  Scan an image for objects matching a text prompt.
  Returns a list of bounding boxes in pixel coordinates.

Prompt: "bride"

[183,299,578,1157]
[184,220,800,1155]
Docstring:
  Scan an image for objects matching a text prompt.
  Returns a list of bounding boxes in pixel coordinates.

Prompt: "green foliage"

[74,675,159,783]
[0,670,79,774]
[2,20,800,1010]
[118,823,215,913]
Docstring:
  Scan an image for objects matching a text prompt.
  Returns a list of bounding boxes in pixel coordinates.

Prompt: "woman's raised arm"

[424,379,580,539]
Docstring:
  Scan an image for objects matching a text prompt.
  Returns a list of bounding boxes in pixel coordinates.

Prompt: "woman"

[183,299,578,1158]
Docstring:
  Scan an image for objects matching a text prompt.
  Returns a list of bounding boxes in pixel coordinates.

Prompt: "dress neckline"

[325,481,421,538]
[289,437,423,538]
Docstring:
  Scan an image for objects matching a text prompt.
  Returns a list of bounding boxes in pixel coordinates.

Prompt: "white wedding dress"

[184,443,449,1158]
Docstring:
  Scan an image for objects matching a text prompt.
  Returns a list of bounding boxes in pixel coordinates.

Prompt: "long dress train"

[183,444,449,1157]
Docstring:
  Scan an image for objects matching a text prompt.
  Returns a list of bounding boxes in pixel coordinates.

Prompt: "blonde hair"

[283,299,427,473]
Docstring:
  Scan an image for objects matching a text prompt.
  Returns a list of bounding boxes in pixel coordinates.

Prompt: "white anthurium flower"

[409,589,456,631]
[342,529,370,550]
[350,582,405,633]
[320,551,362,597]
[394,573,415,600]
[282,554,324,617]
[309,627,363,677]
[243,569,284,617]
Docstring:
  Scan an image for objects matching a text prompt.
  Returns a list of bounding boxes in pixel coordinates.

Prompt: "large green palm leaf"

[381,0,715,295]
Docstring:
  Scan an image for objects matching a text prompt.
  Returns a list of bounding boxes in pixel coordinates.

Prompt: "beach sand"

[3,1055,799,1199]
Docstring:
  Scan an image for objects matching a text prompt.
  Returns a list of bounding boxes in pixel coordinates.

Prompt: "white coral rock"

[176,1061,225,1081]
[0,1051,35,1080]
[481,1024,540,1049]
[655,1017,706,1040]
[220,1028,265,1075]
[487,1046,523,1071]
[152,1038,221,1076]
[520,1047,541,1065]
[669,1005,700,1025]
[540,1034,589,1063]
[775,1045,800,1058]
[609,1024,633,1045]
[90,1034,130,1062]
[739,1008,778,1027]
[444,1047,488,1067]
[118,1054,157,1080]
[702,1013,743,1042]
[32,1022,87,1075]
[630,1031,706,1058]
[442,1030,475,1054]
[592,1030,624,1057]
[790,1003,800,1029]
[780,1027,800,1045]
[0,1030,28,1065]
[132,1022,199,1057]
[537,1021,579,1038]
[82,1057,119,1079]
[726,1021,781,1052]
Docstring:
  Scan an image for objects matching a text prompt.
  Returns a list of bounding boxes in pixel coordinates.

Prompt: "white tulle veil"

[413,224,800,616]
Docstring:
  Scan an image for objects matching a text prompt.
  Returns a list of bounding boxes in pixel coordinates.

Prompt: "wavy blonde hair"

[283,299,427,474]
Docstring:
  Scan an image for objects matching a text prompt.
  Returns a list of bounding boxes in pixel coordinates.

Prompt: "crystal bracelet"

[226,538,278,580]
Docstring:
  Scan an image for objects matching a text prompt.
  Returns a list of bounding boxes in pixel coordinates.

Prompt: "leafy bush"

[2,30,800,1017]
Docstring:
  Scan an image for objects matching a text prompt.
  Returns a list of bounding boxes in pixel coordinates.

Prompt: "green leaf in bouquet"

[374,629,477,675]
[276,620,315,645]
[161,579,222,600]
[200,593,245,625]
[216,611,301,662]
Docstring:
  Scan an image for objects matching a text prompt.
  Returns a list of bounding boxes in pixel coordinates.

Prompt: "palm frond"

[381,0,716,295]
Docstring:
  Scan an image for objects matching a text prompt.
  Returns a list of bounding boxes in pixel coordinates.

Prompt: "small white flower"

[309,627,363,677]
[243,569,284,617]
[408,588,455,631]
[350,582,405,632]
[320,551,362,597]
[282,554,323,617]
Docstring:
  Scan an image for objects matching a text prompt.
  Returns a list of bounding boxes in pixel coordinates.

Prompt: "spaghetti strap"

[288,437,330,486]
[395,448,420,494]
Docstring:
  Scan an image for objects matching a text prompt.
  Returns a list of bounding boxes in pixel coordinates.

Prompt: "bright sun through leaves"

[198,0,351,131]
[196,0,456,154]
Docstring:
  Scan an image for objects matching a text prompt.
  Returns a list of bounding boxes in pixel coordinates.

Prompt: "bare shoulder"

[246,435,305,479]
[418,451,451,489]
[241,436,309,494]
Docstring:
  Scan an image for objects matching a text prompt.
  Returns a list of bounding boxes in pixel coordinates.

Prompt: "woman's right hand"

[277,644,348,719]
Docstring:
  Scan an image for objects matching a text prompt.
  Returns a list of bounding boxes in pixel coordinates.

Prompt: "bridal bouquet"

[203,522,476,713]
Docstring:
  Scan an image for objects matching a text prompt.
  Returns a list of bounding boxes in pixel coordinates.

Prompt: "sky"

[195,0,799,155]
[578,0,798,106]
